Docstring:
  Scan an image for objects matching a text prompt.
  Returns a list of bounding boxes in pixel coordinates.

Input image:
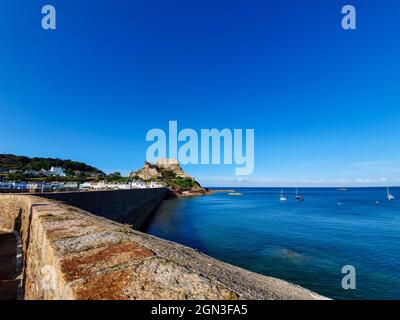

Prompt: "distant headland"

[0,154,105,182]
[0,154,209,197]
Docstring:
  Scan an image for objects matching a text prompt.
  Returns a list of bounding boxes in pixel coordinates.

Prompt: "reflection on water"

[275,248,303,260]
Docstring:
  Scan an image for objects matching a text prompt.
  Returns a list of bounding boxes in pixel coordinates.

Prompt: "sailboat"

[387,187,395,201]
[280,190,287,201]
[295,187,304,201]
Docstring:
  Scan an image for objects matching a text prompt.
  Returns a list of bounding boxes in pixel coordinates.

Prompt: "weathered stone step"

[0,231,17,300]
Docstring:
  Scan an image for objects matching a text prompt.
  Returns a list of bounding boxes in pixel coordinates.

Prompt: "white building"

[131,180,147,189]
[27,182,41,190]
[0,181,28,190]
[62,182,79,189]
[94,182,106,190]
[49,167,66,177]
[80,182,93,190]
[148,182,165,188]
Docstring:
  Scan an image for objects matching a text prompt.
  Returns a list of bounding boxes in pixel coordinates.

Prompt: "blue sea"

[142,187,400,300]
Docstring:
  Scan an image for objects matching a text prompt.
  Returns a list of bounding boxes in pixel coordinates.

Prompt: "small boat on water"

[295,187,304,201]
[228,192,243,196]
[387,187,395,201]
[280,190,287,201]
[337,188,348,191]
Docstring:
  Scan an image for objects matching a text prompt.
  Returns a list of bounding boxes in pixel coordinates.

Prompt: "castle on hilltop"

[156,158,179,167]
[131,158,193,182]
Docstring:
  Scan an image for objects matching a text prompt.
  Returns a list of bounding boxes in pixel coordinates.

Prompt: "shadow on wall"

[36,188,168,229]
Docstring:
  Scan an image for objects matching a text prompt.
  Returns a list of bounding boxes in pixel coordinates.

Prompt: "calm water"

[143,187,400,300]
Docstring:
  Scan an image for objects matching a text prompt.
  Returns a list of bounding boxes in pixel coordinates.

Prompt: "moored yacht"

[295,187,304,201]
[280,190,287,201]
[387,187,395,201]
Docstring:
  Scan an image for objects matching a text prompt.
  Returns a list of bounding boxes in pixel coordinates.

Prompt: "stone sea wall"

[0,191,327,300]
[36,188,167,229]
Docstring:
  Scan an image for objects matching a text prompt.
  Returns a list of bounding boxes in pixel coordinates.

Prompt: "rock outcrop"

[131,158,207,196]
[133,162,162,181]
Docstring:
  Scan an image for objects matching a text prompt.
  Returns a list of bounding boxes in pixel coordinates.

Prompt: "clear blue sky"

[1,0,399,186]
